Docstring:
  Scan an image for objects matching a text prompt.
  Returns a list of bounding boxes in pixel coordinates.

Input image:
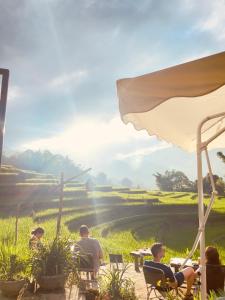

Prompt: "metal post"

[0,69,9,167]
[15,204,20,246]
[56,172,64,238]
[197,131,207,300]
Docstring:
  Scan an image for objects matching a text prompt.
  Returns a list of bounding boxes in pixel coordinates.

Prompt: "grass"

[0,178,225,264]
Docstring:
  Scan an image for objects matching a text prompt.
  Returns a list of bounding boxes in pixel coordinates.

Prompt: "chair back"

[109,254,123,264]
[76,252,95,272]
[109,254,123,269]
[143,265,166,288]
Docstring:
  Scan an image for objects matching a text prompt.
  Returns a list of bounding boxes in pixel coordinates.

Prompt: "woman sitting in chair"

[205,246,224,295]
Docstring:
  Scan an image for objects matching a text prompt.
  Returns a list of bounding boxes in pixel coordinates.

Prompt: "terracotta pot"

[37,274,66,291]
[0,279,26,297]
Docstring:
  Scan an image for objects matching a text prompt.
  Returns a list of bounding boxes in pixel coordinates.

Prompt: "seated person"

[144,243,197,300]
[29,227,44,250]
[75,225,103,276]
[205,246,224,295]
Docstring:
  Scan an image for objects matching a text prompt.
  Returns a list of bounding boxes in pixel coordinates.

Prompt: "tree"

[96,172,108,185]
[153,170,194,192]
[2,150,83,178]
[202,173,225,196]
[217,152,225,164]
[121,177,133,188]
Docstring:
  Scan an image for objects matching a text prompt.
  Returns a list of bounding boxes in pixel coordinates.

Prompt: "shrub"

[99,265,137,300]
[0,238,31,281]
[31,238,73,278]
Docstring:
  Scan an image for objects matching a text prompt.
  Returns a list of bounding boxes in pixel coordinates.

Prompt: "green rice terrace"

[1,164,225,264]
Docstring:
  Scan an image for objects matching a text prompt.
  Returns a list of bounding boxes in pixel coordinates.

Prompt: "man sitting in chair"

[144,243,197,300]
[76,225,103,277]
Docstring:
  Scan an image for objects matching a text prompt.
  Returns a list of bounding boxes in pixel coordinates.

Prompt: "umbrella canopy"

[117,51,225,151]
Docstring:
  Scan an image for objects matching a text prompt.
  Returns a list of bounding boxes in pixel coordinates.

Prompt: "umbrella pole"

[197,139,207,299]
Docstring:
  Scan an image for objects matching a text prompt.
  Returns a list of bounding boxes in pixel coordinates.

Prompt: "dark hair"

[205,246,221,265]
[79,225,89,236]
[31,227,44,236]
[151,243,163,257]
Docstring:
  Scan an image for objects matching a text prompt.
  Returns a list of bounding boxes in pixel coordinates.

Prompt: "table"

[130,249,152,272]
[170,257,199,272]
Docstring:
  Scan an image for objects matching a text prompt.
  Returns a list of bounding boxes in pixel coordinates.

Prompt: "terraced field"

[0,165,225,264]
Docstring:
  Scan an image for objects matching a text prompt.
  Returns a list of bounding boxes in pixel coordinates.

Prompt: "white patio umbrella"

[116,51,225,299]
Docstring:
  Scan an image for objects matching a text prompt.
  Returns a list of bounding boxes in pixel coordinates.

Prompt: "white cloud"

[21,115,151,165]
[7,85,23,102]
[115,142,171,160]
[195,0,225,41]
[49,70,88,89]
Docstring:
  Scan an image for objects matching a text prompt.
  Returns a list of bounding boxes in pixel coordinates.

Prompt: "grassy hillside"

[0,165,225,264]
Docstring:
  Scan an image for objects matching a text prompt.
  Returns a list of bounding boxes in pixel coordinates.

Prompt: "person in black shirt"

[144,243,198,300]
[205,246,224,295]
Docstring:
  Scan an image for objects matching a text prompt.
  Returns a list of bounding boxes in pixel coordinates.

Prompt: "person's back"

[76,225,103,273]
[29,227,44,250]
[205,246,225,295]
[144,260,175,283]
[206,264,224,295]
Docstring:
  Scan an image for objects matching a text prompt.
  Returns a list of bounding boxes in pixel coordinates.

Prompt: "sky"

[0,0,225,186]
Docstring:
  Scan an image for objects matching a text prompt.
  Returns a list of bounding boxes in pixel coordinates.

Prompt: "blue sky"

[1,0,225,186]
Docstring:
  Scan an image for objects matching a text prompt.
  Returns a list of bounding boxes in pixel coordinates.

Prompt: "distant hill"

[2,150,84,178]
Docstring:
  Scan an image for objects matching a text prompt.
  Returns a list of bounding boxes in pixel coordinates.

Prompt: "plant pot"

[37,274,66,291]
[86,294,97,300]
[0,279,26,297]
[86,289,99,300]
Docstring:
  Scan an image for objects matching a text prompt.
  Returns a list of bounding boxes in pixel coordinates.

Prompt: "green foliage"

[217,151,225,164]
[3,150,83,178]
[202,173,225,196]
[0,237,31,281]
[31,238,73,277]
[153,170,195,192]
[99,265,137,300]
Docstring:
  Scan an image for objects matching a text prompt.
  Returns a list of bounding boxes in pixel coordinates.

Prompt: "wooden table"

[130,249,152,272]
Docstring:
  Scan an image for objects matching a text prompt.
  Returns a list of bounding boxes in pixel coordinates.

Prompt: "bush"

[99,265,137,300]
[32,238,73,277]
[0,238,31,281]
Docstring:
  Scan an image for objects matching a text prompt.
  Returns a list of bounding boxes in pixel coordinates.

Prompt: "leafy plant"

[31,238,73,278]
[0,239,31,281]
[99,265,137,300]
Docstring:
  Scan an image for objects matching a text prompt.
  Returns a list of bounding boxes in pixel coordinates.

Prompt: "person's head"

[205,246,220,265]
[79,225,89,237]
[31,227,44,239]
[151,243,165,261]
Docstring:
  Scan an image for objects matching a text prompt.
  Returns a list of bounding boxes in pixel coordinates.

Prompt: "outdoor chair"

[143,265,184,300]
[75,252,99,296]
[109,253,124,270]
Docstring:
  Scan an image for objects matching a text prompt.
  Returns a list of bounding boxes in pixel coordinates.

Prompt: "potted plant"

[32,238,73,291]
[0,242,31,297]
[99,265,137,300]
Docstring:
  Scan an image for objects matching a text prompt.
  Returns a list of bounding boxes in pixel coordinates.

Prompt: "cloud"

[1,0,225,153]
[194,0,225,41]
[7,85,24,103]
[115,142,171,160]
[21,115,151,165]
[49,70,88,89]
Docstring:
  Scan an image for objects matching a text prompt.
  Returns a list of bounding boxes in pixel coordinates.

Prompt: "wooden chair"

[75,253,99,296]
[109,254,124,270]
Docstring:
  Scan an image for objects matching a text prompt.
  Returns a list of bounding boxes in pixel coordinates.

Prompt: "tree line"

[154,170,225,196]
